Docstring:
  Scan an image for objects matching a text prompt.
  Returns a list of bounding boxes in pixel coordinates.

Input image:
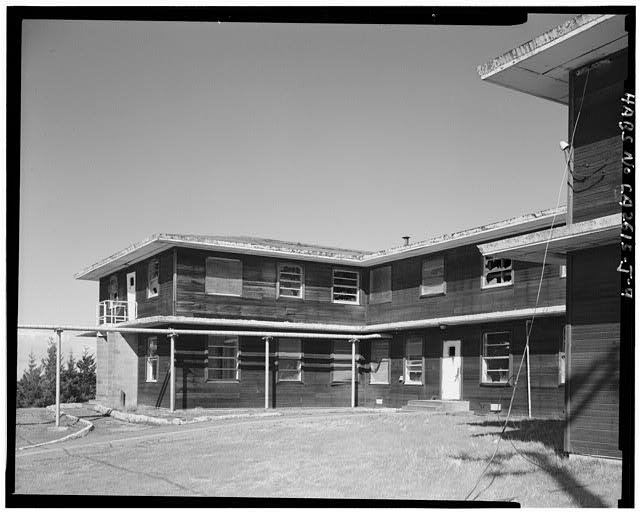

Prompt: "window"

[108,274,119,300]
[369,266,391,304]
[277,263,304,299]
[404,337,423,385]
[421,255,446,296]
[481,332,512,384]
[559,326,567,385]
[278,339,302,382]
[206,257,242,296]
[560,264,567,278]
[482,256,513,289]
[207,336,239,381]
[332,340,353,383]
[147,260,159,298]
[332,269,360,304]
[370,340,390,385]
[146,337,159,382]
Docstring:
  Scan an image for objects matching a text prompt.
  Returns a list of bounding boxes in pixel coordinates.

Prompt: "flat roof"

[477,14,628,104]
[476,214,620,264]
[75,206,566,281]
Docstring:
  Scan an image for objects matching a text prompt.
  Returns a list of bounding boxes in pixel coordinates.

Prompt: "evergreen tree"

[62,351,80,402]
[77,347,97,401]
[16,351,44,407]
[40,338,61,407]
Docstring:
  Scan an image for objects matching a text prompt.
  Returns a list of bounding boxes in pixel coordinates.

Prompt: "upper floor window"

[481,331,511,385]
[369,266,392,304]
[206,257,242,297]
[421,255,446,296]
[560,264,567,278]
[277,263,304,299]
[370,340,390,385]
[146,337,159,382]
[207,335,239,381]
[278,338,302,382]
[404,336,423,385]
[147,260,159,298]
[331,340,353,383]
[108,274,119,301]
[482,256,513,289]
[332,269,360,304]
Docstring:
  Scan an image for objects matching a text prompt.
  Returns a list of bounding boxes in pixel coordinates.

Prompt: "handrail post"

[55,329,63,427]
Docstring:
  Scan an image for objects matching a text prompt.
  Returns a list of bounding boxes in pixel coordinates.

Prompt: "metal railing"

[97,300,137,325]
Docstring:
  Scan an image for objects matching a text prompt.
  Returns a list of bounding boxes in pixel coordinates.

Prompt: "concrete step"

[403,399,470,413]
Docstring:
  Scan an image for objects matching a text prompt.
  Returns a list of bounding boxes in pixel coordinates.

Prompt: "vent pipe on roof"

[402,236,410,246]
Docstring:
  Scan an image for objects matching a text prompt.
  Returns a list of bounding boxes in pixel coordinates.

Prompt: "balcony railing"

[97,300,137,325]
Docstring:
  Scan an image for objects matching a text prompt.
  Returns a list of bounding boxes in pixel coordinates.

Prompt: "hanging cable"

[464,65,591,502]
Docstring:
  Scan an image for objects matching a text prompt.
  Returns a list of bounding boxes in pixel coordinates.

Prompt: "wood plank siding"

[175,249,366,325]
[570,49,626,224]
[365,246,565,324]
[566,244,621,458]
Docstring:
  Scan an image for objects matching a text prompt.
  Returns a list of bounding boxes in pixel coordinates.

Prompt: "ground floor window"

[481,331,511,384]
[146,337,159,382]
[207,335,239,381]
[370,340,390,385]
[559,325,566,385]
[404,336,423,385]
[278,338,302,382]
[332,340,353,383]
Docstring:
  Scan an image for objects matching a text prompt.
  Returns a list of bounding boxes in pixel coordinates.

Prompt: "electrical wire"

[464,65,591,502]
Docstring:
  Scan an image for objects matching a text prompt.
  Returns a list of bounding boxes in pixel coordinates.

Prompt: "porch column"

[263,337,272,409]
[55,329,63,427]
[349,338,359,408]
[168,332,178,413]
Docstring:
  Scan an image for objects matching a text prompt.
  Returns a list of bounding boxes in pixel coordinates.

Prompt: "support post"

[263,337,272,409]
[168,332,177,413]
[350,338,358,408]
[55,329,62,427]
[526,343,532,419]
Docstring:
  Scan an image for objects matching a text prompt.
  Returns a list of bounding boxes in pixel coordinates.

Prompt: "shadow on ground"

[468,418,564,452]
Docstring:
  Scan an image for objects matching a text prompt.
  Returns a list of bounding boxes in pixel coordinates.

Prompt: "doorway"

[441,340,462,400]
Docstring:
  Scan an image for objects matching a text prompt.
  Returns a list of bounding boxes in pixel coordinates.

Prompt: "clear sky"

[17,13,574,375]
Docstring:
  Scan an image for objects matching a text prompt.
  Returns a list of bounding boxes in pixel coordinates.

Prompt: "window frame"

[147,259,160,298]
[369,265,392,305]
[403,336,424,386]
[481,256,514,290]
[206,335,240,382]
[277,262,305,300]
[369,340,390,385]
[331,340,354,383]
[277,338,303,383]
[332,268,360,305]
[145,336,159,383]
[420,255,447,297]
[480,331,512,386]
[205,256,243,297]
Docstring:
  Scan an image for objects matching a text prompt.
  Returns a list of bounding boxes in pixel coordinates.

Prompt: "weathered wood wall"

[566,244,621,458]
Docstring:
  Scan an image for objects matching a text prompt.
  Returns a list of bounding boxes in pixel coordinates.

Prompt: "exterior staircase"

[401,399,471,414]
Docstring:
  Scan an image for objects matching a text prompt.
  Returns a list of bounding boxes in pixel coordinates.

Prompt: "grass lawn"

[14,410,621,505]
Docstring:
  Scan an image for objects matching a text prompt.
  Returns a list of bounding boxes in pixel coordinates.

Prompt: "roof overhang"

[75,207,566,281]
[477,14,628,104]
[477,214,620,264]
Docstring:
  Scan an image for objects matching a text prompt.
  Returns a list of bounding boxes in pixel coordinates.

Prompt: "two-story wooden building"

[76,207,568,416]
[476,13,628,459]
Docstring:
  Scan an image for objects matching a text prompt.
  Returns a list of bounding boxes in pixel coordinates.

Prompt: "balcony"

[97,300,137,325]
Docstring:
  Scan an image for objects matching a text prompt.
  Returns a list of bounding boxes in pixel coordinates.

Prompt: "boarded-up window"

[369,266,392,304]
[278,339,302,382]
[481,332,511,384]
[146,337,159,382]
[109,274,119,300]
[207,335,239,381]
[277,263,304,299]
[332,340,353,383]
[370,341,390,385]
[147,260,159,298]
[206,257,242,296]
[482,257,513,288]
[404,337,423,385]
[421,255,446,296]
[332,269,360,304]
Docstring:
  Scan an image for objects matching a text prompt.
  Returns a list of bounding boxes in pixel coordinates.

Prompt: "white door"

[126,271,136,320]
[441,340,462,400]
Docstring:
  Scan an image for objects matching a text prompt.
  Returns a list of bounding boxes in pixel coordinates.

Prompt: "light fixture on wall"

[559,140,570,152]
[439,324,447,331]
